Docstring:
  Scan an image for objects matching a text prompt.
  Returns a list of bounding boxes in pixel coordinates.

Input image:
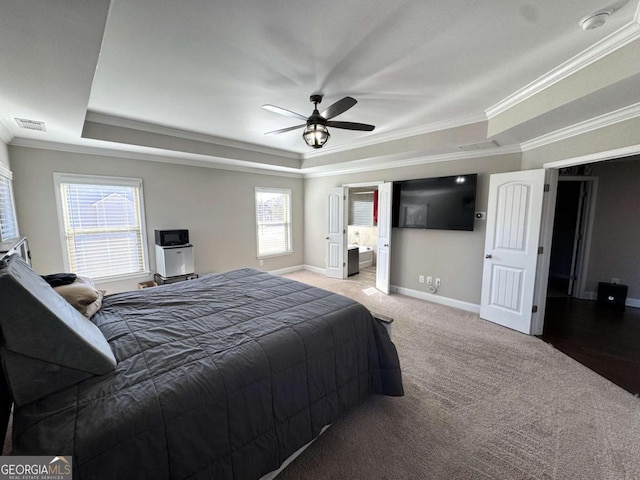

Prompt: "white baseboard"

[391,285,480,314]
[268,264,305,275]
[303,264,325,275]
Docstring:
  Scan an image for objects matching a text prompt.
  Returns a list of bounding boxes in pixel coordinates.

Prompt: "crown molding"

[9,139,303,178]
[486,20,640,120]
[521,102,640,151]
[84,112,301,160]
[302,112,487,160]
[302,145,521,178]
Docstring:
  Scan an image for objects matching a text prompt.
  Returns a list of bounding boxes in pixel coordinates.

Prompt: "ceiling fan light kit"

[303,123,330,148]
[263,94,375,149]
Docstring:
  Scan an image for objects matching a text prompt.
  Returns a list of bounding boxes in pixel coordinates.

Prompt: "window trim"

[255,187,293,259]
[0,163,19,243]
[53,172,151,282]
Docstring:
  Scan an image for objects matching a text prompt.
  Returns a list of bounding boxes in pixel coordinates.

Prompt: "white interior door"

[480,169,546,334]
[376,182,392,294]
[567,181,587,296]
[325,187,347,279]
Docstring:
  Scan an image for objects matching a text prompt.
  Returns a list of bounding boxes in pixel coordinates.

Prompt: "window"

[0,165,19,242]
[349,191,375,226]
[255,188,292,257]
[54,173,149,281]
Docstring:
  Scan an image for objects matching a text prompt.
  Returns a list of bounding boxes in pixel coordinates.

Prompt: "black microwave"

[155,229,189,246]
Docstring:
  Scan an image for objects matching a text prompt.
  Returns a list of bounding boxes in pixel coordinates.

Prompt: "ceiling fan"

[263,94,375,149]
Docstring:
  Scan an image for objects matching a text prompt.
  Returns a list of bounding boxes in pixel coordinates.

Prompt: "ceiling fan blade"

[321,96,357,120]
[262,104,308,121]
[264,124,306,136]
[326,121,375,132]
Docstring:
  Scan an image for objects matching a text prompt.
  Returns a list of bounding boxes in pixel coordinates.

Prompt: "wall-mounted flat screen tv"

[392,174,478,231]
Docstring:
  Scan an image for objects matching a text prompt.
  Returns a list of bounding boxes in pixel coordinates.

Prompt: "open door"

[480,169,546,334]
[325,187,347,279]
[376,182,392,294]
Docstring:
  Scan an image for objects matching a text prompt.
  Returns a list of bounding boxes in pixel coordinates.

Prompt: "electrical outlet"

[611,277,619,284]
[259,259,264,266]
[419,275,425,284]
[435,277,441,287]
[426,276,433,285]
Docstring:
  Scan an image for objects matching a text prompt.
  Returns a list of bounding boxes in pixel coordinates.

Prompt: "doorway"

[326,181,392,293]
[539,159,640,395]
[347,186,379,288]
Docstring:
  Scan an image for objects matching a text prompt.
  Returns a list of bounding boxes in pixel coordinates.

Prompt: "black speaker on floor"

[597,282,627,312]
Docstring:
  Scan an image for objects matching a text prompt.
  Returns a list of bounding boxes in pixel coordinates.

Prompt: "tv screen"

[392,174,477,231]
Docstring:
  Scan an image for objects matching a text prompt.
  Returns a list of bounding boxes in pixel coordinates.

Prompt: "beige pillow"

[54,276,104,318]
[84,289,105,318]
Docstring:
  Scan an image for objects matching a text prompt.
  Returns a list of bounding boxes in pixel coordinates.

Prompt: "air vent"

[458,140,498,151]
[14,118,46,132]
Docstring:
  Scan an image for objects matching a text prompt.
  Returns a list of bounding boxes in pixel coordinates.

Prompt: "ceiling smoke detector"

[15,118,46,132]
[579,9,613,30]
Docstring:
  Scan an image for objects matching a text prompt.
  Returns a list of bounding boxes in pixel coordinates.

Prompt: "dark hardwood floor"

[539,296,640,395]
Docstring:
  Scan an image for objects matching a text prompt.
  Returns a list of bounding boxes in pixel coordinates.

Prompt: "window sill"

[257,251,294,260]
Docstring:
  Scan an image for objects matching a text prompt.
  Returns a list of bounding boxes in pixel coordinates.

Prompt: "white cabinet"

[155,244,194,277]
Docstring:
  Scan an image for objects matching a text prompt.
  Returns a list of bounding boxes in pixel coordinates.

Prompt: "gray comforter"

[12,268,403,479]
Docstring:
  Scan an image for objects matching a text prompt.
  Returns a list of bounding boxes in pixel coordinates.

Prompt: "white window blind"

[54,173,149,280]
[255,188,292,257]
[0,165,19,242]
[350,192,374,226]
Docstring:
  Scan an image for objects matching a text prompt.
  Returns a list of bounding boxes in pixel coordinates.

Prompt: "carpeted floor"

[277,269,640,480]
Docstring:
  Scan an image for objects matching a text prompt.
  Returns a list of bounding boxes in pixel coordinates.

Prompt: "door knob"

[384,244,389,247]
[325,237,329,240]
[485,254,492,259]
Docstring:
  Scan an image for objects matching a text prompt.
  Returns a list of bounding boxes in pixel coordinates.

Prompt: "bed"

[0,253,403,479]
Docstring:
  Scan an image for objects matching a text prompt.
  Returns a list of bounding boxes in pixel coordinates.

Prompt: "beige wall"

[9,146,304,293]
[585,157,640,300]
[304,153,521,305]
[522,117,640,169]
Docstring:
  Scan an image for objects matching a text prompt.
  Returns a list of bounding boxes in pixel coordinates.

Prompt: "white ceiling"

[1,0,639,174]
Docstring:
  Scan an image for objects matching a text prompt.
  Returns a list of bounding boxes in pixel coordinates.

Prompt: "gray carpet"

[278,269,640,480]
